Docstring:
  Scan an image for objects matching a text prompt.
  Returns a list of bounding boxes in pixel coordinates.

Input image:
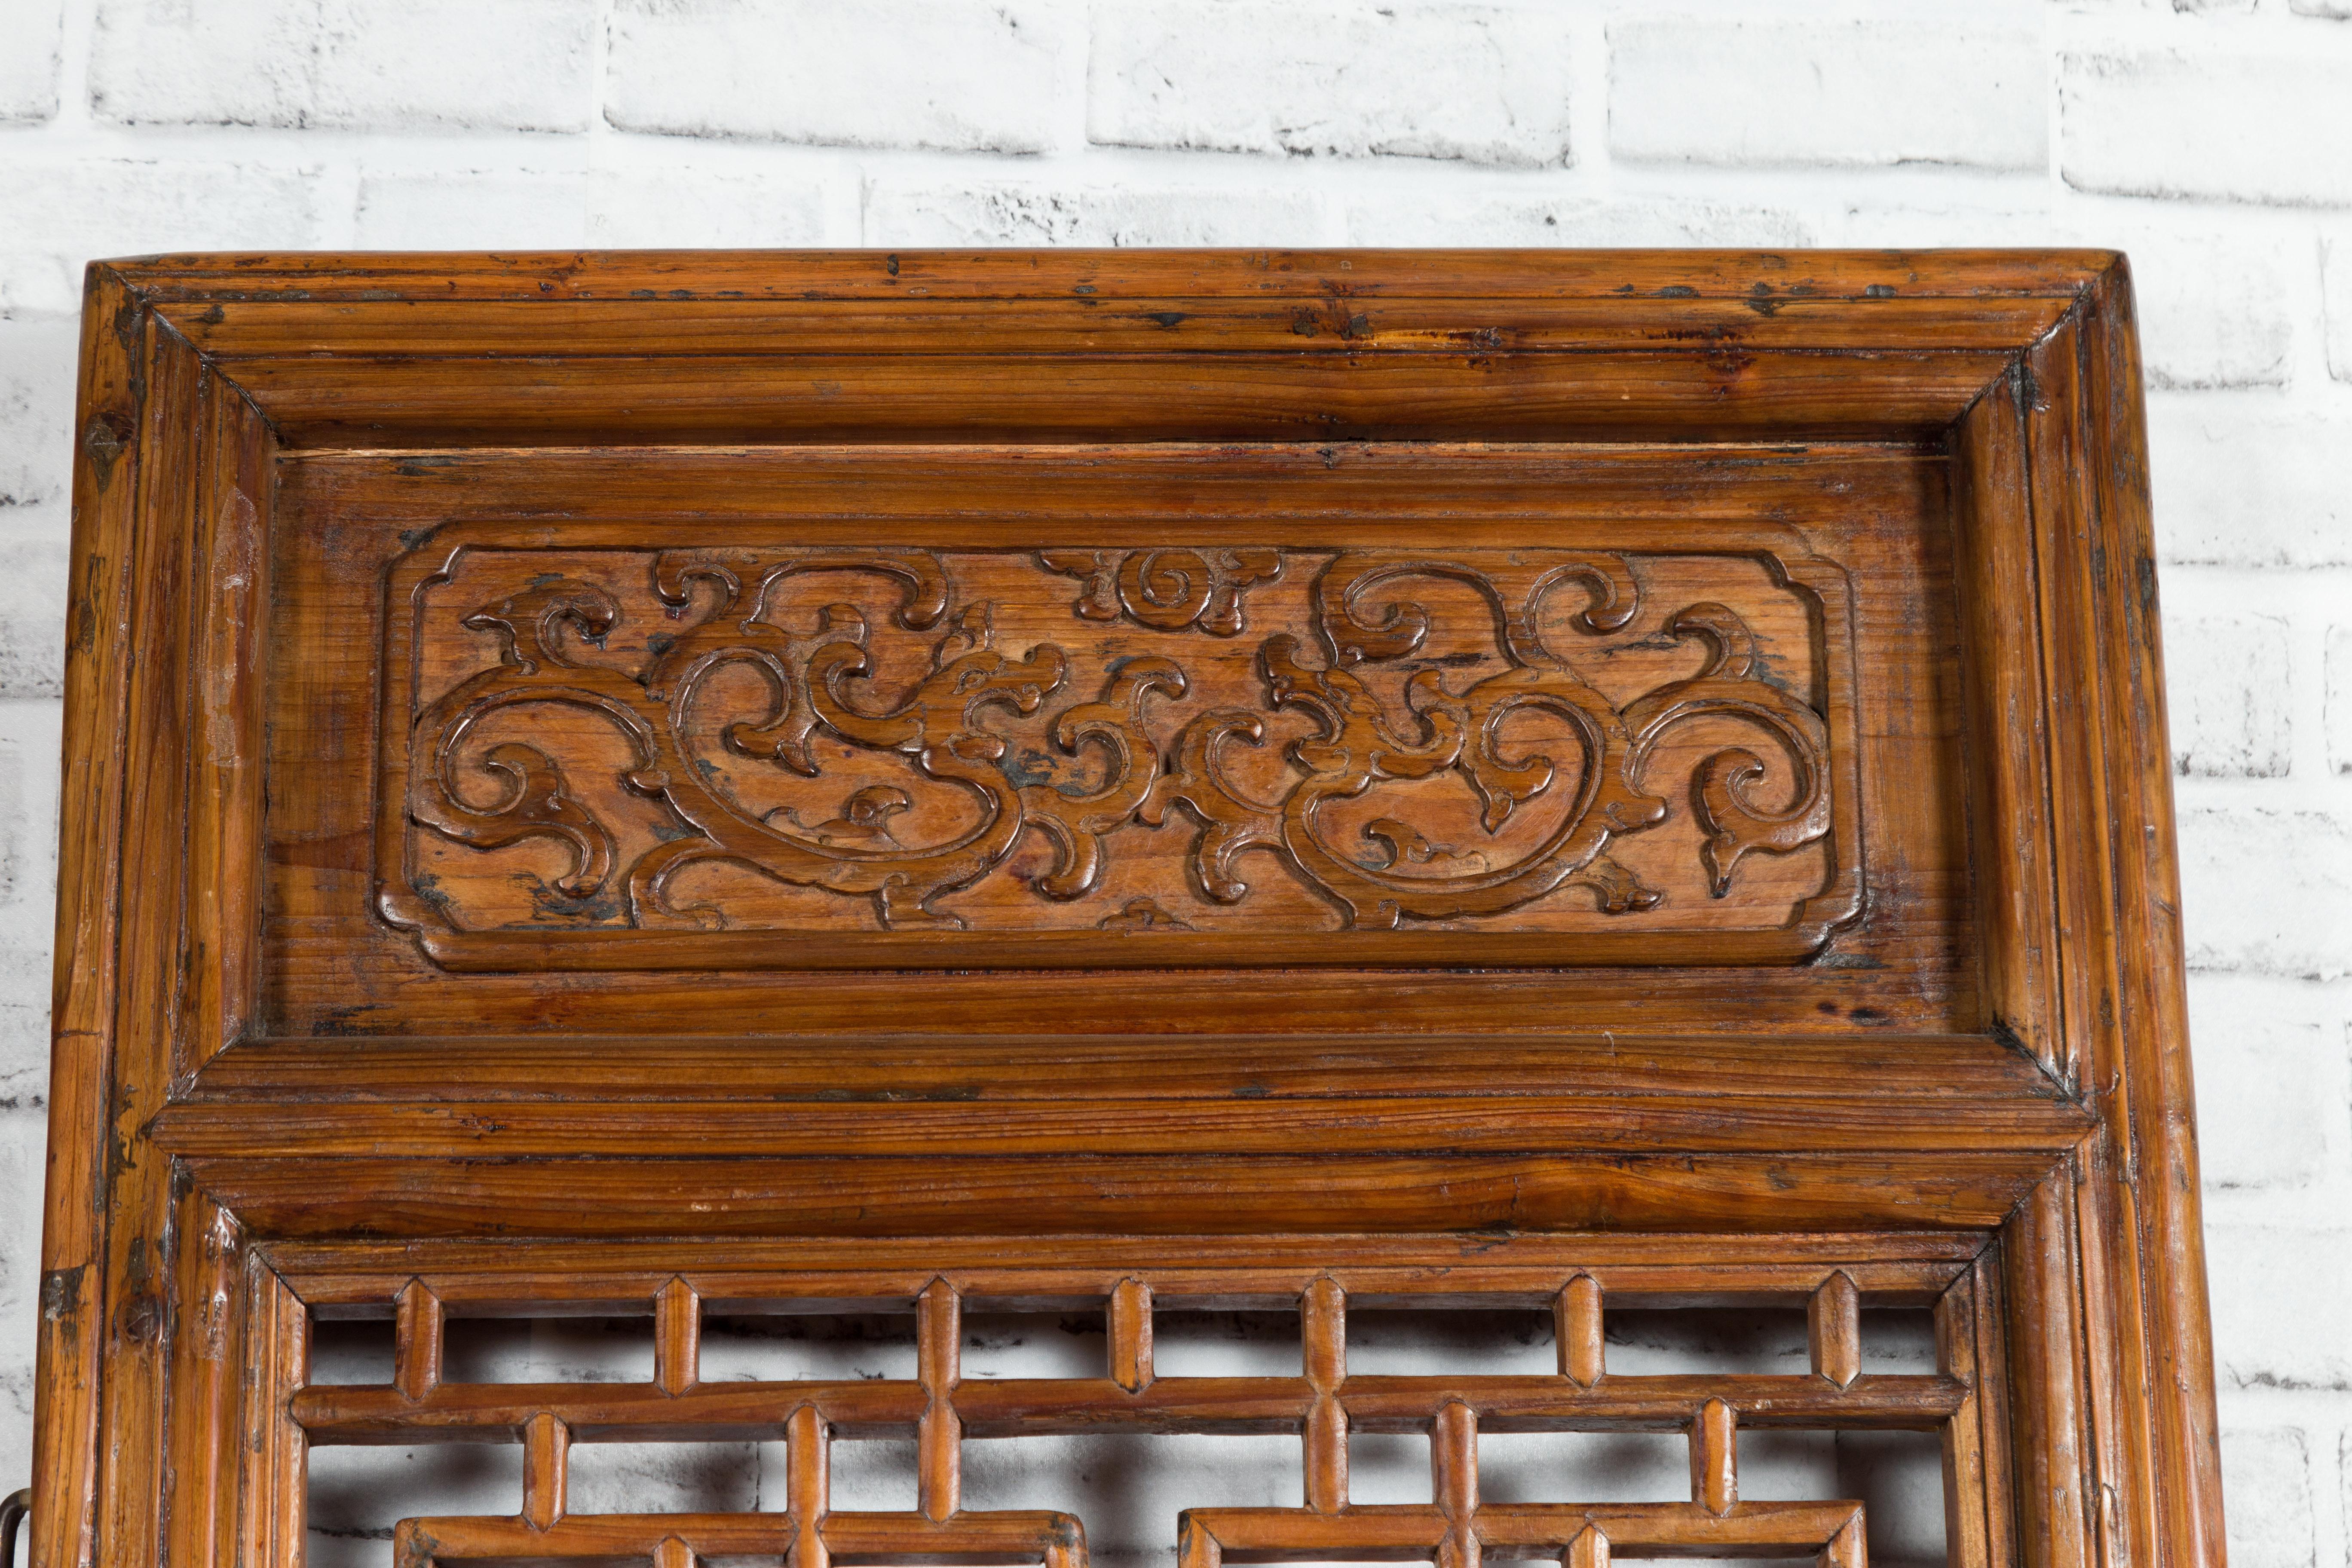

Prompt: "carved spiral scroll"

[403,546,1844,936]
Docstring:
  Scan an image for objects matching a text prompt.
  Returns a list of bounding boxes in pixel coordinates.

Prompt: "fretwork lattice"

[285,1246,1998,1568]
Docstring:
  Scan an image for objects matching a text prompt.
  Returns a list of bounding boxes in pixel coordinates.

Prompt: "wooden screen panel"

[267,1237,1996,1568]
[379,533,1859,962]
[264,444,1956,1022]
[35,251,2220,1568]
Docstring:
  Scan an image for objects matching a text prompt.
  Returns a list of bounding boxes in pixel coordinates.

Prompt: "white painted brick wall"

[90,0,594,132]
[1090,2,1575,167]
[607,0,1072,153]
[1609,19,2046,171]
[2171,615,2295,779]
[2331,626,2352,776]
[2061,43,2352,207]
[0,0,65,122]
[0,3,2349,1562]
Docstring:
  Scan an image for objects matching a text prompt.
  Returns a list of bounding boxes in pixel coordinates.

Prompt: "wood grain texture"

[31,249,2219,1568]
[375,532,1859,964]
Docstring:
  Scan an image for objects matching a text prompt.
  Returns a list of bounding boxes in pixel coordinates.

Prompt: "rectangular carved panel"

[380,526,1860,970]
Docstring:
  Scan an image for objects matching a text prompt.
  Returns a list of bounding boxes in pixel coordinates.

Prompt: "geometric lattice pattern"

[288,1250,1983,1568]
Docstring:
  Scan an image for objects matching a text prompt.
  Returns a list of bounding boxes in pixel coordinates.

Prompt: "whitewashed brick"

[0,737,25,923]
[0,537,68,699]
[1610,20,2043,171]
[308,1443,526,1562]
[1345,196,1811,248]
[608,0,1066,154]
[2188,986,2329,1190]
[2168,614,2292,778]
[2178,806,2352,980]
[866,184,1326,248]
[1090,2,1573,167]
[355,169,590,250]
[2062,49,2352,207]
[2330,626,2352,777]
[2325,236,2352,384]
[92,0,592,132]
[1829,210,2294,391]
[587,169,828,249]
[2125,230,2296,391]
[0,701,62,956]
[2291,0,2352,19]
[2209,1224,2352,1390]
[2222,1429,2315,1568]
[0,0,63,122]
[566,1442,758,1516]
[0,946,42,1105]
[358,165,833,253]
[0,313,76,512]
[2149,398,2352,568]
[0,1109,40,1496]
[0,158,323,315]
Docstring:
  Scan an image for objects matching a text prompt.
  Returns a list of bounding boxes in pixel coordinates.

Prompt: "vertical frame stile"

[2078,261,2226,1568]
[235,1262,306,1568]
[2020,314,2109,1102]
[1951,364,2064,1076]
[2006,1173,2095,1568]
[2073,1155,2135,1568]
[1937,1265,1992,1568]
[38,262,150,1568]
[92,323,211,1568]
[1971,1246,2021,1568]
[2024,303,2145,1568]
[180,366,274,1078]
[160,1186,244,1568]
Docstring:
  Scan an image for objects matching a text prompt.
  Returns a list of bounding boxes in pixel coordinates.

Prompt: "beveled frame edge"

[34,251,2216,1568]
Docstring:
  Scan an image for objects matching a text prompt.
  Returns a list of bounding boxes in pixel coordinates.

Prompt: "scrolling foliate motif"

[1138,555,1831,930]
[1038,547,1284,637]
[405,552,1180,933]
[380,533,1862,966]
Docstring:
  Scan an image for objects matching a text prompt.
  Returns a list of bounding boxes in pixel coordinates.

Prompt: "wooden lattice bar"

[280,1247,1987,1568]
[276,1236,1985,1312]
[393,1509,1087,1568]
[1181,1503,1867,1566]
[1555,1277,1604,1389]
[1809,1273,1862,1390]
[654,1278,700,1398]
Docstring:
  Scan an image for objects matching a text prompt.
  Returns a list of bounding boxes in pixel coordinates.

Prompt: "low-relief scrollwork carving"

[1038,548,1283,637]
[1142,552,1684,929]
[401,544,1843,938]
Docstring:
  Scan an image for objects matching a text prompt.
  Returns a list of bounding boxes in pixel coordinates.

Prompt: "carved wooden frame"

[34,251,2218,1568]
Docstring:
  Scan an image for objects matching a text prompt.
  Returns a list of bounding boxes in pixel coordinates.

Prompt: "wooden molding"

[35,250,2218,1568]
